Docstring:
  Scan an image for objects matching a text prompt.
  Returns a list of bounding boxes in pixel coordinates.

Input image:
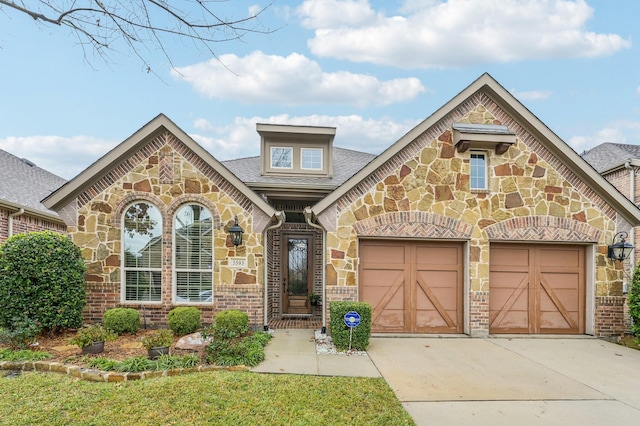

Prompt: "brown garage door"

[359,240,463,333]
[489,244,585,334]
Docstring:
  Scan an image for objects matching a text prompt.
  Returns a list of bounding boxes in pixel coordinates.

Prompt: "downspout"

[625,161,636,281]
[8,208,25,238]
[263,211,286,331]
[304,207,327,334]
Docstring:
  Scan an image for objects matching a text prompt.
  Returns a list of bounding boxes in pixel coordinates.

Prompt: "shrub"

[167,307,201,335]
[329,301,372,351]
[0,231,86,330]
[69,324,117,348]
[141,329,173,350]
[204,331,271,367]
[0,317,41,350]
[213,309,249,339]
[104,308,140,335]
[629,263,640,336]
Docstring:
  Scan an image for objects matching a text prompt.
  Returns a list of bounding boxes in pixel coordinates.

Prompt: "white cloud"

[511,89,553,101]
[191,114,419,160]
[296,0,377,28]
[0,113,418,181]
[298,0,631,68]
[172,51,425,106]
[0,136,116,180]
[568,120,640,152]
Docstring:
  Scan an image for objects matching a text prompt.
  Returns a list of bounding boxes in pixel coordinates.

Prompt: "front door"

[282,233,313,315]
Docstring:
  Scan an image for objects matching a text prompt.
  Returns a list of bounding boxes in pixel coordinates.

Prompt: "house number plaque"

[229,257,248,268]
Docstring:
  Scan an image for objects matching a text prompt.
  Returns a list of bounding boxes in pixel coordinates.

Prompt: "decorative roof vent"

[21,158,36,167]
[452,123,516,155]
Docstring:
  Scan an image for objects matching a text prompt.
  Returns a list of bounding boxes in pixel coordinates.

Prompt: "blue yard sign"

[344,311,361,328]
[343,311,361,351]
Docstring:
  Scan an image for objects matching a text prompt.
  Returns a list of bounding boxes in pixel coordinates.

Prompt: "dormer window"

[271,147,293,169]
[258,123,335,177]
[301,148,323,170]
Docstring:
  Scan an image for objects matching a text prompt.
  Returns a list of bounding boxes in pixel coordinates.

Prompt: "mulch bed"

[3,329,205,368]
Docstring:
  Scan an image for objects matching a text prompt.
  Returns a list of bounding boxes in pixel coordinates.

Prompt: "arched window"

[122,202,162,302]
[174,204,213,303]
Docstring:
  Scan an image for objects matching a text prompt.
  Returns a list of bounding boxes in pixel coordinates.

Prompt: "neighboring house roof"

[222,147,376,191]
[0,148,66,220]
[311,73,640,226]
[42,114,276,218]
[581,142,640,173]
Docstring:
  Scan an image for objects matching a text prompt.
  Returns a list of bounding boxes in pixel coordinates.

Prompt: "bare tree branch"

[0,0,274,72]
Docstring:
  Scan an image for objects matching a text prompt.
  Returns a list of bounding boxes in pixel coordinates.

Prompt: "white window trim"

[301,148,323,170]
[270,146,293,169]
[172,204,214,305]
[121,202,162,304]
[470,151,488,191]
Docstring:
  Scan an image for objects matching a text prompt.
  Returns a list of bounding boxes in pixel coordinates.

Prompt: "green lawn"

[0,370,415,425]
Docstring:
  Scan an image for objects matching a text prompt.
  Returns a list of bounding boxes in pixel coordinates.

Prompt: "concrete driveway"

[367,336,640,426]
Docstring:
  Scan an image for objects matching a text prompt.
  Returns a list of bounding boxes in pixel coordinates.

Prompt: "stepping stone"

[51,345,77,352]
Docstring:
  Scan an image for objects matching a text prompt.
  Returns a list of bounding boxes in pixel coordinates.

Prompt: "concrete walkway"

[250,329,380,377]
[253,330,640,425]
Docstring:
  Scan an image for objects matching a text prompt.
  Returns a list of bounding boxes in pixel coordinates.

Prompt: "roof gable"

[311,73,640,226]
[42,114,276,218]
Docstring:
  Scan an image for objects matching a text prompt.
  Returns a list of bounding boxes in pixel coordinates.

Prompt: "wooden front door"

[359,240,463,333]
[282,233,313,315]
[489,244,585,334]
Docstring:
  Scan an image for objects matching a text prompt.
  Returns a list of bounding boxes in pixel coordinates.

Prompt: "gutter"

[625,161,636,273]
[304,206,327,334]
[263,211,286,331]
[0,200,63,223]
[8,208,25,237]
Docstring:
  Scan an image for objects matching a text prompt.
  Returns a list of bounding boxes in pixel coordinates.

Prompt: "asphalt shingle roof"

[0,149,66,216]
[222,147,376,187]
[582,143,640,173]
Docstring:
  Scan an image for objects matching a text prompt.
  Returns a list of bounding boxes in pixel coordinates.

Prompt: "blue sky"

[1,0,639,180]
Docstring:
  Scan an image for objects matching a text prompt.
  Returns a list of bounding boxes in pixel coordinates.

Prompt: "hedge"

[0,231,86,330]
[329,301,372,351]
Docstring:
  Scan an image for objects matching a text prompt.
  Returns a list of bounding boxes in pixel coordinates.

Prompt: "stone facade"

[320,94,626,337]
[64,131,266,326]
[43,78,639,337]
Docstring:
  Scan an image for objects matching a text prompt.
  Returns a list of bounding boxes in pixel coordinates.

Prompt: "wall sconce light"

[228,215,244,247]
[608,231,634,262]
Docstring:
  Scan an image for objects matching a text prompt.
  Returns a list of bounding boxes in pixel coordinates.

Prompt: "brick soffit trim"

[484,216,601,242]
[354,211,473,239]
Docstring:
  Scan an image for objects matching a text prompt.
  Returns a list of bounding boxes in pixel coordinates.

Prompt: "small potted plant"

[70,324,117,354]
[141,329,174,360]
[309,293,322,306]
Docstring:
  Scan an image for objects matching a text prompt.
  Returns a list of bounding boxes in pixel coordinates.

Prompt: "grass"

[0,371,415,425]
[0,348,52,361]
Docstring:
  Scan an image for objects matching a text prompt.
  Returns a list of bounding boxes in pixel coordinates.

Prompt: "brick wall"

[594,296,627,337]
[0,207,66,243]
[469,291,489,337]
